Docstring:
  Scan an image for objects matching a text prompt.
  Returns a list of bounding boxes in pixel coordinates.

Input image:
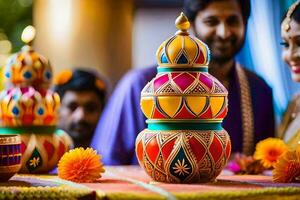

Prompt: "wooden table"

[1,166,300,199]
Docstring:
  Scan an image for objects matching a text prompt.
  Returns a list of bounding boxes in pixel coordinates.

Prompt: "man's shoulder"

[125,66,156,79]
[115,66,157,91]
[241,66,272,92]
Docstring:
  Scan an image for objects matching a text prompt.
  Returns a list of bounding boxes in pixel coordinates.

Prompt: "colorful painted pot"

[135,13,231,183]
[0,128,72,173]
[0,134,22,182]
[140,71,228,120]
[0,87,60,127]
[0,27,73,174]
[136,129,231,183]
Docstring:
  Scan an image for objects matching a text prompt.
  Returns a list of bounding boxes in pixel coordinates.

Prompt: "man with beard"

[91,0,275,165]
[54,68,107,148]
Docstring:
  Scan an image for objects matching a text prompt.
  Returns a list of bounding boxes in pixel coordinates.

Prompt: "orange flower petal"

[254,138,288,169]
[273,148,300,183]
[95,79,105,91]
[58,147,105,183]
[54,70,73,85]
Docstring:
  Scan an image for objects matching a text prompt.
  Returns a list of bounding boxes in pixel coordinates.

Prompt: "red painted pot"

[136,129,231,183]
[136,13,231,183]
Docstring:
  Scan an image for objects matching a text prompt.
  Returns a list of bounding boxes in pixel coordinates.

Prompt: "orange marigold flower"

[253,138,288,169]
[58,147,105,183]
[95,79,106,91]
[273,148,300,183]
[54,70,72,85]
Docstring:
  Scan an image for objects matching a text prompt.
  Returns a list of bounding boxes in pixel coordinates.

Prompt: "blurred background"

[0,0,299,122]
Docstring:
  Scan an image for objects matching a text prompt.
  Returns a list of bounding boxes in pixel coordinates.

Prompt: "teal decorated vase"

[0,38,72,173]
[135,13,231,183]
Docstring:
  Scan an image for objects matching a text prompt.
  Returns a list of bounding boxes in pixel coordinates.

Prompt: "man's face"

[193,0,245,63]
[58,90,103,146]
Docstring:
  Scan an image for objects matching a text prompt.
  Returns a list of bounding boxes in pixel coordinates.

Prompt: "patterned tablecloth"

[1,166,300,200]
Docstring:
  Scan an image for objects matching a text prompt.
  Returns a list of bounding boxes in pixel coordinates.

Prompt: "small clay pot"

[0,135,22,182]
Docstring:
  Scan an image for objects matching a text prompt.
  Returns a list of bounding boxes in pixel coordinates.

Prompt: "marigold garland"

[58,147,105,183]
[273,147,300,183]
[253,138,288,169]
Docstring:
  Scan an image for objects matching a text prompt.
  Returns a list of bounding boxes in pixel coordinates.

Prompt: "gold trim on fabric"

[278,94,300,139]
[236,64,254,155]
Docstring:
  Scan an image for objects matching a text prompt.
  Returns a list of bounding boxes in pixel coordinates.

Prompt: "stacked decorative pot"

[135,13,231,183]
[0,29,72,173]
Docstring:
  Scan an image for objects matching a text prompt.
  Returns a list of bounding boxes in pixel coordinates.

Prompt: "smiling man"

[92,0,275,165]
[186,0,249,90]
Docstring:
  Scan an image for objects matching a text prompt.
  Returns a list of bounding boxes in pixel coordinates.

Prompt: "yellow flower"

[29,157,40,168]
[254,138,288,169]
[58,147,105,183]
[273,148,300,183]
[54,70,72,85]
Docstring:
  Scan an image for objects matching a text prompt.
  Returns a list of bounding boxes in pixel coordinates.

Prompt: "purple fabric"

[225,66,275,152]
[91,64,275,165]
[91,67,156,165]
